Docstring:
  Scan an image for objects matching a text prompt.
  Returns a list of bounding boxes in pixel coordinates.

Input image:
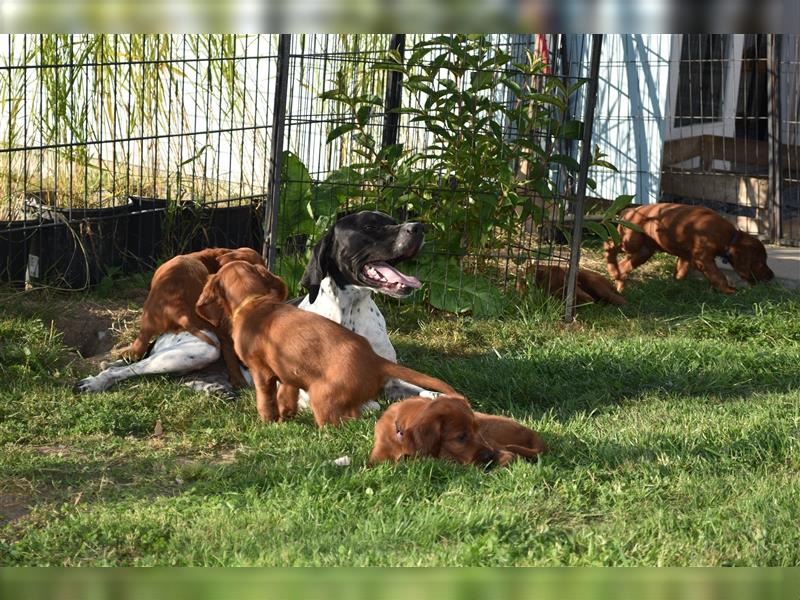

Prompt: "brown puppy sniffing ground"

[605,203,774,294]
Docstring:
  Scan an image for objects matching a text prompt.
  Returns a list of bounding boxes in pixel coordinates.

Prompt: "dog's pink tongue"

[373,263,421,288]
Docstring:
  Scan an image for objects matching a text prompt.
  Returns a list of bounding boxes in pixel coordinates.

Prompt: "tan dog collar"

[231,294,263,321]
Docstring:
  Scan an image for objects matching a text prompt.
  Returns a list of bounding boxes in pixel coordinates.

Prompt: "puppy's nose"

[402,222,424,237]
[477,449,496,464]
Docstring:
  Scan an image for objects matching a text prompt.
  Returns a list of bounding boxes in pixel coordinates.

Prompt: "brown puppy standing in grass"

[516,263,625,306]
[605,203,774,294]
[115,247,265,387]
[370,395,546,467]
[195,261,458,427]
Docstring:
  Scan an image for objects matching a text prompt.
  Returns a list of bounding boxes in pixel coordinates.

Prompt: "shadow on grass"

[619,274,798,318]
[392,335,800,422]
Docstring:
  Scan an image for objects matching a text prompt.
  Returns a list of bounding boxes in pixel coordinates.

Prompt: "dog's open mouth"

[361,261,421,296]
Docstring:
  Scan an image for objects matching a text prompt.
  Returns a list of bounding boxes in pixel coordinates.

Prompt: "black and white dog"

[75,211,435,406]
[293,210,435,409]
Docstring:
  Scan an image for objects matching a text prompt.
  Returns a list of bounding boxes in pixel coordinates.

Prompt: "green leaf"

[614,218,643,232]
[326,123,357,144]
[356,106,372,127]
[426,123,451,139]
[354,132,376,151]
[521,202,545,226]
[440,78,458,92]
[311,166,363,219]
[319,89,343,102]
[603,194,635,219]
[470,70,494,90]
[378,143,404,162]
[530,92,566,111]
[592,159,619,172]
[560,119,583,140]
[277,152,315,246]
[407,46,434,67]
[550,153,581,172]
[501,78,522,97]
[372,60,406,73]
[405,79,436,96]
[567,80,587,97]
[604,220,622,246]
[545,77,567,94]
[390,107,424,115]
[419,256,504,316]
[583,220,609,240]
[273,253,310,297]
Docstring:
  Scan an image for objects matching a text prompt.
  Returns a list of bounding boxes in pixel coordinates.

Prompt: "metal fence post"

[262,34,292,268]
[767,33,782,244]
[564,34,603,323]
[381,34,406,150]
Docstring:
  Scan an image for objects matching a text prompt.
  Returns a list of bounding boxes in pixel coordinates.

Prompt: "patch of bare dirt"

[32,444,82,458]
[7,290,145,360]
[0,493,31,525]
[175,447,239,468]
[55,310,117,358]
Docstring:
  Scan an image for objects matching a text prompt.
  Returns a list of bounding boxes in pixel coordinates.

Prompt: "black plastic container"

[0,219,39,285]
[178,201,256,252]
[30,204,131,289]
[201,202,255,249]
[125,196,169,274]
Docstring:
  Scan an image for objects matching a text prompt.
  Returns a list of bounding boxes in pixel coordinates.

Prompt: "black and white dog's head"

[300,211,425,303]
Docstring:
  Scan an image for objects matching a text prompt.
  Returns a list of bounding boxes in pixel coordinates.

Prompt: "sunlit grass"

[1,253,798,565]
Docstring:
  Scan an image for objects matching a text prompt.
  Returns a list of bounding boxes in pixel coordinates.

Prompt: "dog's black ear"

[300,228,335,304]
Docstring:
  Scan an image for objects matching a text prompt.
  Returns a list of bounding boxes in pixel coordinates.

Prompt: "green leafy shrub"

[283,35,633,314]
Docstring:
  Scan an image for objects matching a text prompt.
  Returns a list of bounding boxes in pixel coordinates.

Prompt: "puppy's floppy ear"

[404,402,444,457]
[254,264,289,303]
[196,274,224,327]
[730,237,757,282]
[300,228,335,304]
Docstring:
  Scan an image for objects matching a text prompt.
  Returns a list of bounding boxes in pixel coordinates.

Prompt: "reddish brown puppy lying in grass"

[195,261,458,427]
[370,395,546,467]
[516,263,625,306]
[605,203,774,294]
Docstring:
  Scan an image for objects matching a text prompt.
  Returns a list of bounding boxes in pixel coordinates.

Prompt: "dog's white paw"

[418,390,442,399]
[359,400,381,414]
[180,375,235,400]
[72,376,106,394]
[296,389,311,411]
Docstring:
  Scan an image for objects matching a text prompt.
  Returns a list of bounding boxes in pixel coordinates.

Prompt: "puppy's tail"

[381,362,457,397]
[505,443,546,461]
[602,288,627,306]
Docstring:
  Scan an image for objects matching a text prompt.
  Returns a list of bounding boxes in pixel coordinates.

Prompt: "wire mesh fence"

[778,34,800,244]
[2,34,795,309]
[656,34,800,246]
[0,34,277,289]
[268,33,600,316]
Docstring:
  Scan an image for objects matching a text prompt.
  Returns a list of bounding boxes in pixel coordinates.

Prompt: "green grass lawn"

[1,254,799,566]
